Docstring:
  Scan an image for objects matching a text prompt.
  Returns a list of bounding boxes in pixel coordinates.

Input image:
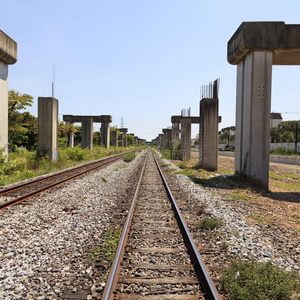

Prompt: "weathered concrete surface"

[0,30,17,65]
[0,61,8,156]
[234,51,272,188]
[111,130,118,147]
[228,22,300,65]
[101,121,110,149]
[180,117,192,160]
[81,117,93,150]
[119,128,128,147]
[0,31,17,157]
[38,97,58,160]
[199,98,219,171]
[63,115,112,149]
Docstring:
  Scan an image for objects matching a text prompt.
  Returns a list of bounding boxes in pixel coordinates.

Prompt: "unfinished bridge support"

[38,97,59,161]
[0,30,17,158]
[228,22,300,187]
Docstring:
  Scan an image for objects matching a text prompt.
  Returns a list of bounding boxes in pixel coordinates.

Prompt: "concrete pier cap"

[0,30,17,65]
[0,31,17,158]
[228,22,300,65]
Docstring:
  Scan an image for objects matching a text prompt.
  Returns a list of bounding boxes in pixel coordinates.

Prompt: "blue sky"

[1,0,300,141]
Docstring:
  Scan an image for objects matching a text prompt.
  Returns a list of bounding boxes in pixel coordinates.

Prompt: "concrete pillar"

[235,51,272,187]
[0,31,17,157]
[69,132,74,148]
[158,134,163,148]
[38,97,59,161]
[134,136,138,145]
[101,122,110,149]
[111,130,118,147]
[162,129,168,148]
[180,117,191,160]
[81,117,93,150]
[199,98,219,171]
[172,123,180,142]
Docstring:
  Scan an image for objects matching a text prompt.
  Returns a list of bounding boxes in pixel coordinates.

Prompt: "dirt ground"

[173,153,300,233]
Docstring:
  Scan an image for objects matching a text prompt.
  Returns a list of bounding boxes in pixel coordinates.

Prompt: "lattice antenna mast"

[121,116,124,128]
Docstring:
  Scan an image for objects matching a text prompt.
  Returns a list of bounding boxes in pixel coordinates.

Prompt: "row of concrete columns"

[153,102,219,169]
[38,99,141,160]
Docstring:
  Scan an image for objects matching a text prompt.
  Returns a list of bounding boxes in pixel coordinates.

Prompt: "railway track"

[101,149,220,299]
[0,151,134,210]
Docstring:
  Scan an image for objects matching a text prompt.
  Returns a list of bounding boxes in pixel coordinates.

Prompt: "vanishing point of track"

[0,151,133,210]
[102,149,220,299]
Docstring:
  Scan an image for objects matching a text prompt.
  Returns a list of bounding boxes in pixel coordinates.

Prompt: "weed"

[215,203,221,208]
[101,177,107,183]
[221,260,300,300]
[91,226,122,263]
[248,215,269,225]
[123,153,136,162]
[292,215,300,224]
[160,164,170,167]
[230,191,250,201]
[196,217,223,230]
[221,242,232,249]
[196,201,208,215]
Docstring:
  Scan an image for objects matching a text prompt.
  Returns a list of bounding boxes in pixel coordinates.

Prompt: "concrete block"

[180,117,191,160]
[81,117,93,150]
[235,51,272,187]
[0,30,17,65]
[38,97,59,161]
[228,22,300,65]
[199,98,219,171]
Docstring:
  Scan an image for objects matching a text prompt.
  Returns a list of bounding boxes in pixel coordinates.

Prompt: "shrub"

[222,260,300,300]
[123,153,136,162]
[196,217,223,230]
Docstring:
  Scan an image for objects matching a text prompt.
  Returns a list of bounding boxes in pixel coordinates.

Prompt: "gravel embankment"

[158,153,300,274]
[0,150,145,300]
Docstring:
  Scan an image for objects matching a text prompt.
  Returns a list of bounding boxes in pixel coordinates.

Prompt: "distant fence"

[219,143,300,152]
[218,151,300,166]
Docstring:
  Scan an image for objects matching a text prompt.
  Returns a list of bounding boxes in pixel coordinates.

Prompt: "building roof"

[271,113,282,120]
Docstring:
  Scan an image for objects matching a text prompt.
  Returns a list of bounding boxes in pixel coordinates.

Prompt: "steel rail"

[152,151,221,300]
[0,151,136,210]
[0,152,128,196]
[101,153,148,300]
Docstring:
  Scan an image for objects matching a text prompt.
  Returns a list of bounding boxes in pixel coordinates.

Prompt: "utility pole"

[295,122,298,151]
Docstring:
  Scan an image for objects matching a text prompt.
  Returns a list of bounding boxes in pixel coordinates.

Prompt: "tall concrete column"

[101,122,110,149]
[199,98,219,171]
[111,130,118,147]
[158,134,163,148]
[69,132,74,148]
[172,123,180,142]
[162,129,169,148]
[38,97,59,161]
[81,117,93,150]
[235,51,272,186]
[0,31,17,157]
[180,117,191,160]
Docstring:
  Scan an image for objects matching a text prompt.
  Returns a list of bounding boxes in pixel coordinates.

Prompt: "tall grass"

[0,145,138,186]
[270,147,300,156]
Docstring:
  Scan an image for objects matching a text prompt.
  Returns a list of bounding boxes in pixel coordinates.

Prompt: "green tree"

[60,121,79,147]
[127,134,134,146]
[8,90,35,151]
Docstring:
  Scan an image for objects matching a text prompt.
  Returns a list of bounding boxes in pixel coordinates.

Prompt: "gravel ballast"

[0,151,145,300]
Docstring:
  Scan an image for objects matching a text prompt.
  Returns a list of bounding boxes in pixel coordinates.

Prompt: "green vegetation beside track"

[0,146,142,186]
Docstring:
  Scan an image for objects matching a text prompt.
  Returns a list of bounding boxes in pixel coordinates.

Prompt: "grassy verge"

[0,145,140,186]
[221,260,300,300]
